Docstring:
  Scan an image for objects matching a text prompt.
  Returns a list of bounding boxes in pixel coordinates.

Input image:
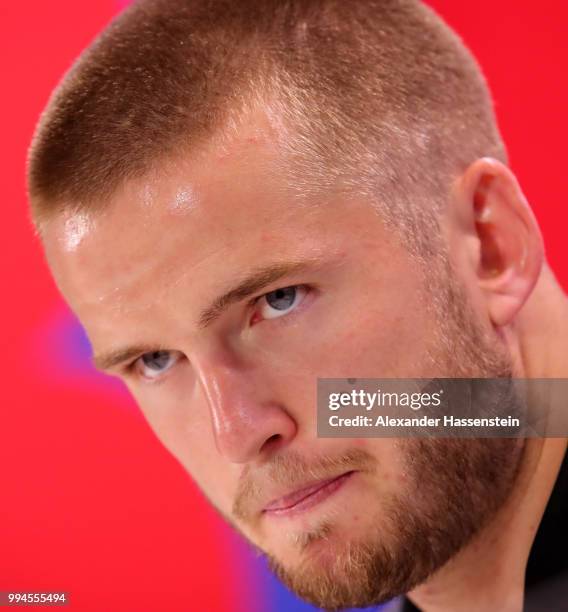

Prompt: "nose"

[194,354,297,464]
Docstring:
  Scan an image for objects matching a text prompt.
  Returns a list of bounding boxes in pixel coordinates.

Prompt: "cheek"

[362,438,411,489]
[296,304,431,380]
[132,390,232,501]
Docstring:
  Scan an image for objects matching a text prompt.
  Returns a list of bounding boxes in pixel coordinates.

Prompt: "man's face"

[42,114,523,608]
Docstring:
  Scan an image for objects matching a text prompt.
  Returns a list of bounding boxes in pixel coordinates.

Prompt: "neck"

[407,263,568,612]
[515,264,568,378]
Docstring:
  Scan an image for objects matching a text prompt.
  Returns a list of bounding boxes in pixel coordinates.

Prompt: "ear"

[451,157,544,327]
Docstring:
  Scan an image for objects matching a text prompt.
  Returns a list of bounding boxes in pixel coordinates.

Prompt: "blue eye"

[135,350,182,380]
[258,285,308,320]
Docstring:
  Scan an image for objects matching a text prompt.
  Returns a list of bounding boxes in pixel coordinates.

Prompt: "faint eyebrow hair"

[92,343,168,372]
[198,258,321,328]
[93,258,323,372]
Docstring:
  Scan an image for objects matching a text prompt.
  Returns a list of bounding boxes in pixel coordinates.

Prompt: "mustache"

[232,447,378,523]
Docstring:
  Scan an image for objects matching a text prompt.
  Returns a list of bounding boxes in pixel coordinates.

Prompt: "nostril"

[263,433,282,452]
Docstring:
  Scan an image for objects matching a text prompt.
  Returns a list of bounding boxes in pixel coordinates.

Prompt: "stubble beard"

[257,259,526,610]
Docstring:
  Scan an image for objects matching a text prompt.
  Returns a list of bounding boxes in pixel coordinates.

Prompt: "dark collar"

[399,447,568,612]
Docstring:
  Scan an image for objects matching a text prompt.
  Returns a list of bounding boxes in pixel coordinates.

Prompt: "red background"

[1,2,566,610]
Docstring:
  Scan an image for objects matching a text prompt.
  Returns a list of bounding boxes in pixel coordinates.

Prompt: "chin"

[263,524,402,611]
[265,508,383,577]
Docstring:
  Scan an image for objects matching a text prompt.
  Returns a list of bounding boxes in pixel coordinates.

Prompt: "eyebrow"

[92,258,321,372]
[197,259,317,328]
[93,343,168,372]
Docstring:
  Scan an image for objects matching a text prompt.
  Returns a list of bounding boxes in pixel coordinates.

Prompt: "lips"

[262,471,353,513]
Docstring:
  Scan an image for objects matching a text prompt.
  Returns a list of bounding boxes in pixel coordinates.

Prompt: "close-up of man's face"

[22,0,568,609]
[40,105,525,609]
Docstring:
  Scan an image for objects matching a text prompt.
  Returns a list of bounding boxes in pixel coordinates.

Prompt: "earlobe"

[461,158,544,327]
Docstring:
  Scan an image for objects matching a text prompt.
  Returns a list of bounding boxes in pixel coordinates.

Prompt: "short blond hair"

[27,0,506,252]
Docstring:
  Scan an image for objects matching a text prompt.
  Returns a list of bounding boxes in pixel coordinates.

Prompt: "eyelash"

[124,283,313,380]
[248,283,311,325]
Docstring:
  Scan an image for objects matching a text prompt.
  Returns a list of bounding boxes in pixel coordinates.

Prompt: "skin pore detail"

[39,105,568,612]
[171,187,198,215]
[58,210,95,253]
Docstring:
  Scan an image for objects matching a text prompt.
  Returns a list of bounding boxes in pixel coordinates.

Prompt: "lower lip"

[263,471,355,519]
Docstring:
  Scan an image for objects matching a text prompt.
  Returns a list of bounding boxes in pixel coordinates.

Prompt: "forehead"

[41,112,395,347]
